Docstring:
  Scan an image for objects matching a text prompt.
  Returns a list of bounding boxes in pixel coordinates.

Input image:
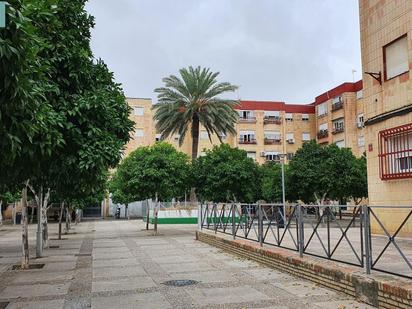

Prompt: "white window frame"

[319,123,328,131]
[302,133,311,141]
[317,103,327,116]
[239,110,254,119]
[302,114,309,121]
[285,113,293,121]
[333,118,344,131]
[335,140,345,148]
[357,113,364,128]
[358,135,365,147]
[200,130,209,140]
[264,111,280,117]
[384,35,409,80]
[239,130,256,142]
[246,152,256,161]
[264,130,281,140]
[134,129,144,138]
[133,106,144,116]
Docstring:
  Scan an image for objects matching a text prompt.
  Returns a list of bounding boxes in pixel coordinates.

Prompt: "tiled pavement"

[0,220,375,308]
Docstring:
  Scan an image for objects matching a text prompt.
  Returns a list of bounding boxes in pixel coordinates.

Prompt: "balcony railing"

[239,138,257,145]
[332,101,344,111]
[332,126,344,134]
[317,129,328,139]
[264,138,281,145]
[263,116,282,124]
[239,116,257,123]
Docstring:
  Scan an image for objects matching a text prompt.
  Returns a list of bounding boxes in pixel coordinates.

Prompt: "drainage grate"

[49,245,60,249]
[162,279,198,287]
[12,263,45,270]
[0,302,10,309]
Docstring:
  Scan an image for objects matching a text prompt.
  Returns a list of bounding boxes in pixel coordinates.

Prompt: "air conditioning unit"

[260,151,266,157]
[287,138,295,144]
[357,122,364,128]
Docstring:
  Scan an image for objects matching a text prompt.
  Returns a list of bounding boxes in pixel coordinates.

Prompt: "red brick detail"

[235,101,315,113]
[315,80,363,105]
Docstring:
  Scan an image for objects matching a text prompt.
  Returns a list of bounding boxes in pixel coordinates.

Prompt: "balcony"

[264,138,281,145]
[239,138,257,145]
[332,126,344,134]
[263,116,282,125]
[239,116,257,123]
[317,129,329,139]
[331,101,344,111]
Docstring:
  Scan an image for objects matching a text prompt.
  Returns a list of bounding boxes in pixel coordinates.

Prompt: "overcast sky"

[85,0,361,104]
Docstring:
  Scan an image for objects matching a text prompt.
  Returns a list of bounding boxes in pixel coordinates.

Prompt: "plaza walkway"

[0,220,374,308]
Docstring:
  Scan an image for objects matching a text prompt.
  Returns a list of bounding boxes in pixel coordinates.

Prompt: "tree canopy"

[259,162,289,203]
[192,144,260,203]
[153,66,239,159]
[287,140,368,204]
[109,143,191,202]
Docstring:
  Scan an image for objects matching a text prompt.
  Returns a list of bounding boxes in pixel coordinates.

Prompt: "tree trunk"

[153,202,158,236]
[125,204,129,220]
[0,201,3,225]
[30,203,35,224]
[35,186,43,258]
[191,114,200,160]
[21,186,29,269]
[58,202,64,240]
[65,205,69,234]
[42,189,50,249]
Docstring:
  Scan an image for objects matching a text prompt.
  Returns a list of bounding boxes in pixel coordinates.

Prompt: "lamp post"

[277,153,287,226]
[0,2,6,28]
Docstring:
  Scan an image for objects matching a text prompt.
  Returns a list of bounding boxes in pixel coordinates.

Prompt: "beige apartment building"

[359,0,412,234]
[125,80,366,164]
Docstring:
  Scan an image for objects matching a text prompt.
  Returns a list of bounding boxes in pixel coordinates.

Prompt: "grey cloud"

[86,0,361,103]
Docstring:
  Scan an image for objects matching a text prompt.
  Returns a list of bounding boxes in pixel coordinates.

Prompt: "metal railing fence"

[199,203,412,279]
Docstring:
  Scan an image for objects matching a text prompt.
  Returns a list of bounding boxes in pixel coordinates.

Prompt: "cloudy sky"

[85,0,361,104]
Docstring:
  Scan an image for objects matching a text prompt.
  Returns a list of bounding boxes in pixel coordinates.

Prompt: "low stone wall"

[196,230,412,309]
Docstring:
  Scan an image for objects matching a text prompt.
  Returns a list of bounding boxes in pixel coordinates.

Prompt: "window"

[357,114,364,128]
[319,123,328,131]
[302,114,309,121]
[286,133,294,143]
[333,118,344,133]
[285,113,293,121]
[302,133,311,141]
[247,152,256,160]
[174,134,180,141]
[198,152,206,157]
[356,90,363,100]
[335,140,345,148]
[264,131,281,140]
[239,131,256,144]
[287,153,294,160]
[239,110,255,120]
[358,135,365,147]
[135,129,144,138]
[264,111,280,117]
[133,106,144,116]
[200,130,209,140]
[317,103,327,116]
[332,96,342,105]
[384,35,409,80]
[379,124,412,179]
[155,133,161,142]
[265,151,280,162]
[219,132,227,140]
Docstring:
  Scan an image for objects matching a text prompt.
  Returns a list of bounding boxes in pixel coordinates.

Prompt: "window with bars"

[379,123,412,180]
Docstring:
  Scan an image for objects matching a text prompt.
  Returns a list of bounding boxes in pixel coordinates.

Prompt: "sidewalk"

[0,221,373,308]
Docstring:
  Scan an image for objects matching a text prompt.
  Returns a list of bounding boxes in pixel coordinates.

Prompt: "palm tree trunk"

[191,114,200,160]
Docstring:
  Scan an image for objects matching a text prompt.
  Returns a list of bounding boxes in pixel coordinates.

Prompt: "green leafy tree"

[288,140,367,205]
[259,162,289,203]
[192,144,260,203]
[110,143,191,202]
[153,66,239,160]
[348,154,368,205]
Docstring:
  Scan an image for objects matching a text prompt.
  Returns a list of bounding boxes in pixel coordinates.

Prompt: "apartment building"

[359,0,412,233]
[314,80,366,157]
[125,83,365,165]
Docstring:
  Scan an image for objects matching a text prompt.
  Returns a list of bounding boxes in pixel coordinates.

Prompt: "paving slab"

[92,265,147,279]
[91,292,172,309]
[92,276,156,292]
[0,283,70,299]
[270,281,336,297]
[188,286,271,305]
[92,258,139,268]
[6,299,65,309]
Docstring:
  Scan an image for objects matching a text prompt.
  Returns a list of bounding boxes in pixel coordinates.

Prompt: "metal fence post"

[232,204,236,239]
[213,203,217,234]
[363,205,372,274]
[297,204,304,258]
[258,204,263,247]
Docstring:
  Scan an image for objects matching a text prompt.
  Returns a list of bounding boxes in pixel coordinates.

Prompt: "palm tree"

[153,66,239,160]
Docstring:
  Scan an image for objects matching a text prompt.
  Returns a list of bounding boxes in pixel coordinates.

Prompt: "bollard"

[297,204,304,258]
[232,204,236,239]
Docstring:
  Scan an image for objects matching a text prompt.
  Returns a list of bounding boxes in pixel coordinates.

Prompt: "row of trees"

[1,0,133,267]
[109,141,368,206]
